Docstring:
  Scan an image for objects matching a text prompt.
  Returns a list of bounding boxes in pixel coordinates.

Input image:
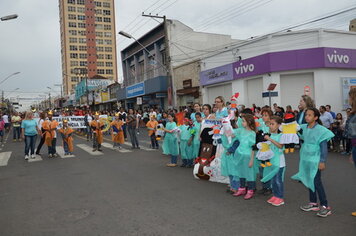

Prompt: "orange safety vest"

[90,120,104,144]
[42,120,59,147]
[110,120,124,144]
[58,127,74,152]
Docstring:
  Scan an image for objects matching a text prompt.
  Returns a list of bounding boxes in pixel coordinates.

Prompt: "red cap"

[284,113,295,120]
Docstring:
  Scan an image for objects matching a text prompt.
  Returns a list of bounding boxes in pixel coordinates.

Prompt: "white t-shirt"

[279,154,286,168]
[38,119,44,129]
[2,115,9,123]
[149,111,157,118]
[87,115,93,123]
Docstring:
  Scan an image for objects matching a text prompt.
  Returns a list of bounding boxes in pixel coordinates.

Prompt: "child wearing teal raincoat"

[179,119,194,167]
[261,116,285,206]
[291,108,334,218]
[191,113,203,160]
[163,114,180,167]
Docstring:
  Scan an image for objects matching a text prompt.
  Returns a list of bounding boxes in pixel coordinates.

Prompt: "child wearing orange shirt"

[146,116,159,149]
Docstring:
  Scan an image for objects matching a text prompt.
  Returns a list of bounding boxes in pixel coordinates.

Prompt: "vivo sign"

[326,50,350,64]
[234,62,255,75]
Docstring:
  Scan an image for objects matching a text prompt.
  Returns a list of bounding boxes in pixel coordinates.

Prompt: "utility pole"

[1,90,4,110]
[48,92,51,110]
[141,13,175,108]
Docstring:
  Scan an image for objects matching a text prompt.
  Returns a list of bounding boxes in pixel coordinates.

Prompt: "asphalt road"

[0,130,355,236]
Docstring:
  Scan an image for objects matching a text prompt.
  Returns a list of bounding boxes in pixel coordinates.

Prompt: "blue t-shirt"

[21,119,38,136]
[215,107,228,119]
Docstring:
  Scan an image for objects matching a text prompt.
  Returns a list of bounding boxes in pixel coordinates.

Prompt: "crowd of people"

[1,89,356,218]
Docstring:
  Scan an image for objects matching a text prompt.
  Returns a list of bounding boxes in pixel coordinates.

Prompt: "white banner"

[52,116,86,129]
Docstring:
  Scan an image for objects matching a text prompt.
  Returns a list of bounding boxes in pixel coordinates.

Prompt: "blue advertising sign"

[126,82,145,98]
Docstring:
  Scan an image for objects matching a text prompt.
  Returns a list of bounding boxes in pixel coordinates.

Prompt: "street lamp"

[54,83,63,109]
[5,88,19,98]
[0,72,20,86]
[0,14,18,21]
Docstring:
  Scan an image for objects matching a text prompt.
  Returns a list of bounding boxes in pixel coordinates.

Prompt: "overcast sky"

[0,0,355,107]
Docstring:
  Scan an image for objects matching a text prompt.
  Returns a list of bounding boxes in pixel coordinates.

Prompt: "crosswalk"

[0,139,159,167]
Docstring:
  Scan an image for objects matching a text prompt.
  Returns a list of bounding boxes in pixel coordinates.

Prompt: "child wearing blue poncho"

[292,108,334,218]
[163,113,180,167]
[179,118,194,167]
[191,113,203,160]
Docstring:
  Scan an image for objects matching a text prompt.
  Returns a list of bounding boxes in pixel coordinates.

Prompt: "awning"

[176,86,200,96]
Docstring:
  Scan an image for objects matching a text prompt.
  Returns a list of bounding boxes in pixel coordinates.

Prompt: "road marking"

[76,144,103,156]
[56,146,75,158]
[28,154,43,162]
[101,142,132,153]
[0,152,12,166]
[123,141,156,151]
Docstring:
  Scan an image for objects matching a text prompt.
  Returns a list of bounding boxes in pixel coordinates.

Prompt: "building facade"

[59,0,118,95]
[200,29,356,113]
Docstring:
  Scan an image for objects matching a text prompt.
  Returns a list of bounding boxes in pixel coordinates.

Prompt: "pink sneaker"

[233,188,247,197]
[271,197,285,206]
[267,196,277,204]
[244,190,255,200]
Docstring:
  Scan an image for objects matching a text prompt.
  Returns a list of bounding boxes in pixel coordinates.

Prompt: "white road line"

[28,154,43,162]
[57,146,75,158]
[76,144,103,156]
[0,152,12,166]
[123,141,156,151]
[101,142,132,153]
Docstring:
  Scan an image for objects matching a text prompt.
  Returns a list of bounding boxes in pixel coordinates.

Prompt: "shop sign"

[200,64,233,86]
[126,82,145,98]
[156,93,167,98]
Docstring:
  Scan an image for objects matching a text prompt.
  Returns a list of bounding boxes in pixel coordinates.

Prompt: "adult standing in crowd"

[297,95,315,125]
[35,112,46,156]
[11,111,22,141]
[84,111,93,141]
[190,103,204,121]
[326,105,336,119]
[2,112,10,133]
[214,96,228,119]
[319,106,334,129]
[345,88,356,217]
[21,111,41,160]
[127,108,140,149]
[119,107,127,141]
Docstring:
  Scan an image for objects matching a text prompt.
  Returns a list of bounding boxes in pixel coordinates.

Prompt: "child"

[261,116,285,206]
[110,113,124,149]
[58,119,74,155]
[179,118,194,167]
[0,116,5,143]
[146,115,159,149]
[233,114,257,200]
[258,108,273,133]
[162,113,179,167]
[90,112,105,152]
[292,108,334,217]
[191,112,203,161]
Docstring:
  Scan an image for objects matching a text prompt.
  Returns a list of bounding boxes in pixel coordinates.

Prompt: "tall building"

[59,0,118,95]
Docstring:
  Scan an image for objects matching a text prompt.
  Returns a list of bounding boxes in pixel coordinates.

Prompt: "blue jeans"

[86,126,92,140]
[48,138,57,155]
[171,155,177,164]
[229,176,240,191]
[25,135,37,155]
[239,178,256,190]
[128,126,139,148]
[13,127,21,140]
[271,167,284,198]
[352,146,356,168]
[309,170,328,207]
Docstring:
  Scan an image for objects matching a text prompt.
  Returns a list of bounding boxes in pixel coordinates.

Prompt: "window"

[105,54,112,60]
[69,45,78,51]
[71,77,79,82]
[80,61,87,66]
[79,53,87,59]
[96,46,103,52]
[95,31,103,37]
[97,54,104,59]
[94,1,101,7]
[104,47,112,52]
[106,69,113,75]
[77,15,85,21]
[78,38,86,43]
[68,22,76,27]
[103,2,110,8]
[68,0,75,4]
[77,0,85,5]
[96,39,103,45]
[104,24,111,30]
[104,32,112,37]
[78,30,86,36]
[103,10,111,15]
[97,61,104,67]
[95,9,102,15]
[69,37,77,43]
[103,17,111,23]
[79,45,87,51]
[69,30,77,36]
[78,23,86,28]
[104,39,112,45]
[95,24,103,30]
[68,6,76,12]
[70,61,78,66]
[77,7,85,13]
[97,69,105,74]
[68,14,76,20]
[95,16,102,22]
[106,62,113,67]
[70,53,78,58]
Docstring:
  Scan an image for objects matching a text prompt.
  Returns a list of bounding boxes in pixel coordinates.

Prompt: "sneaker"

[48,154,53,158]
[118,146,122,150]
[317,206,332,217]
[98,149,103,152]
[52,153,58,157]
[267,196,277,204]
[271,197,285,206]
[92,149,97,152]
[166,163,178,167]
[244,190,255,200]
[31,154,36,159]
[233,188,247,197]
[25,155,29,160]
[300,203,320,212]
